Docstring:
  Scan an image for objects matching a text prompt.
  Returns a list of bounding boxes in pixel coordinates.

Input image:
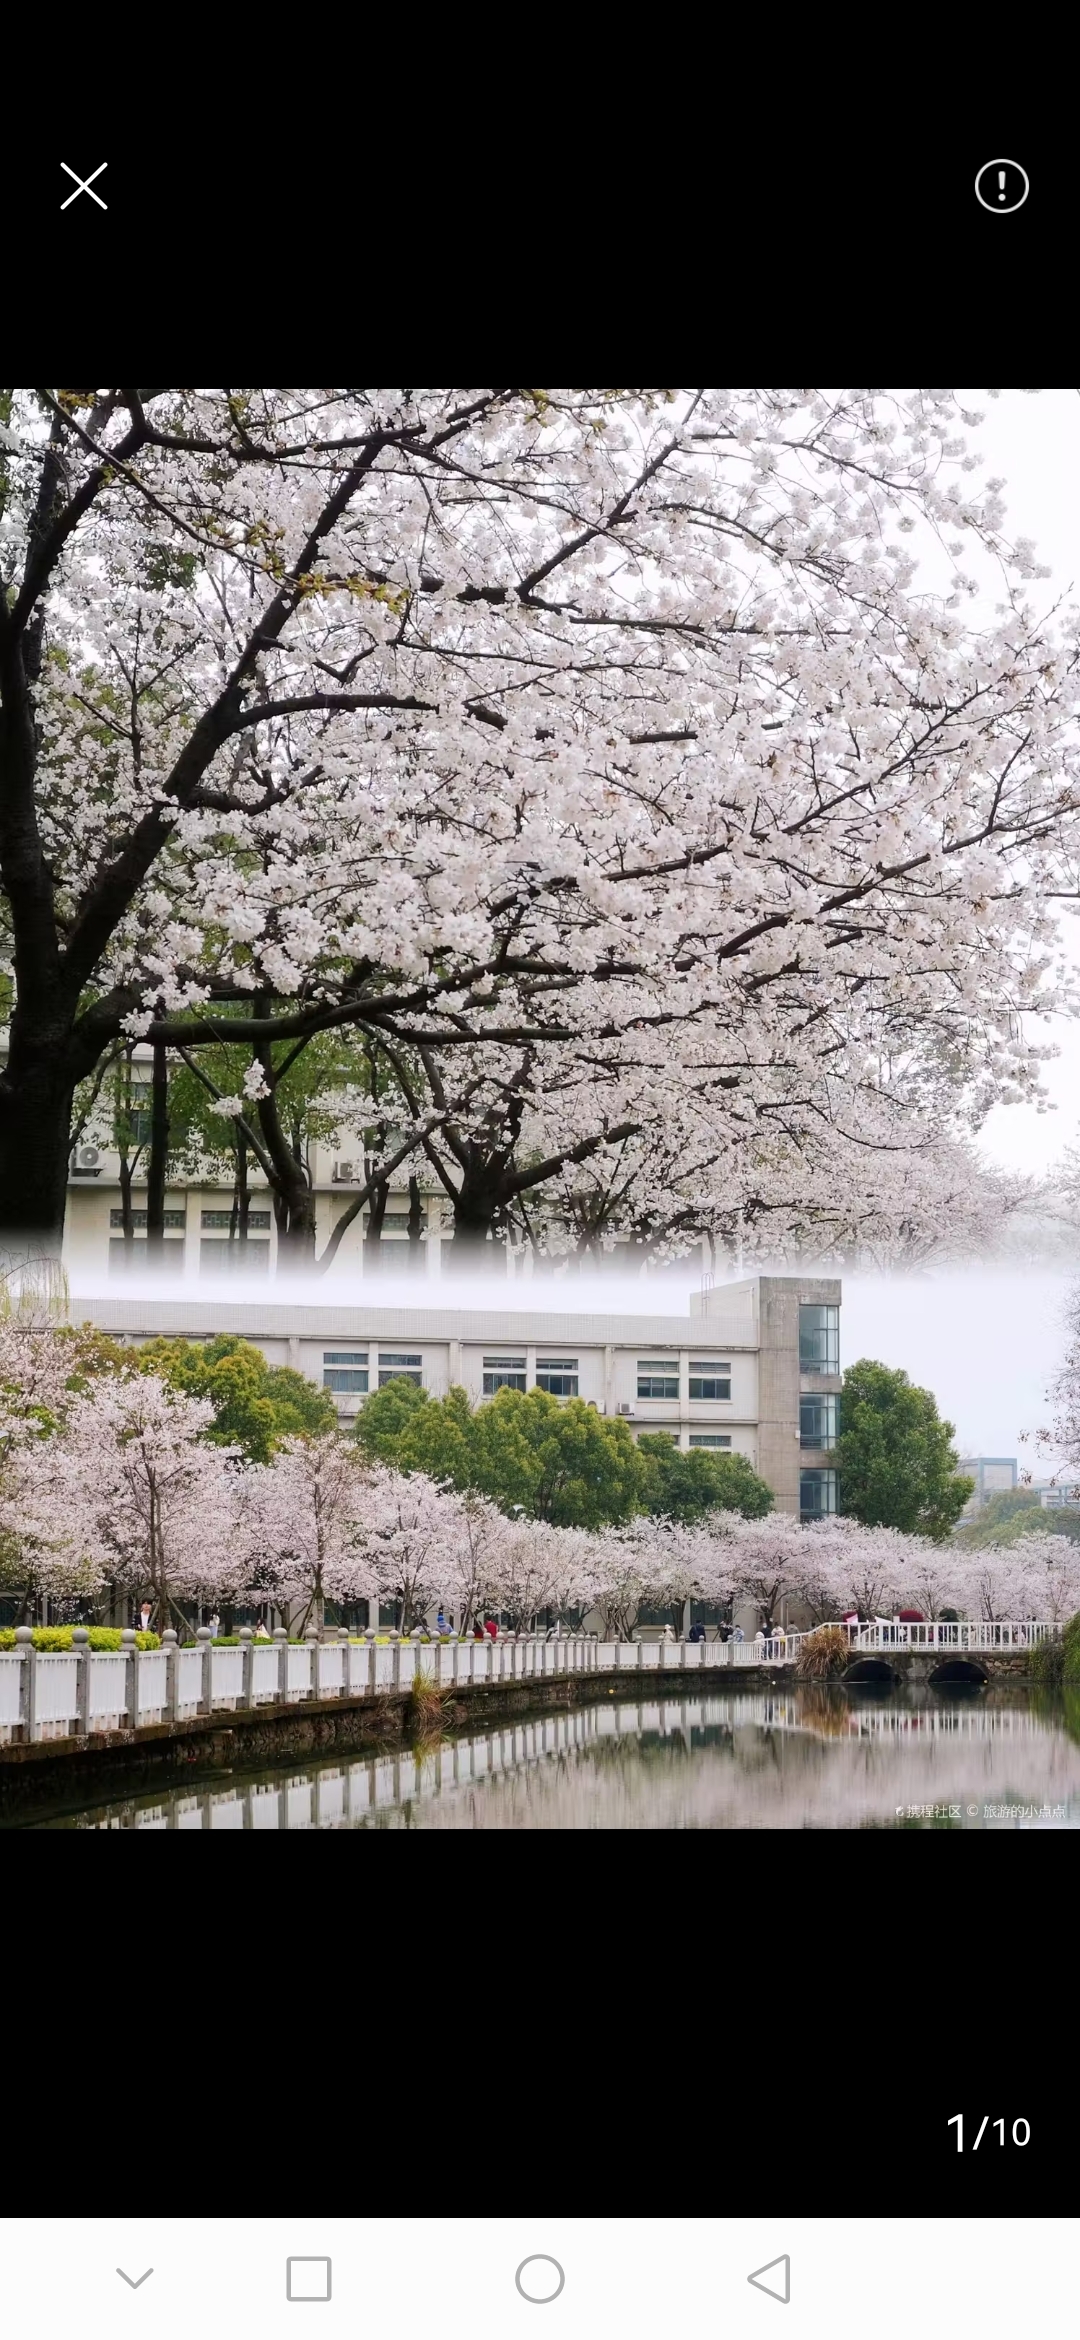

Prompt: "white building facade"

[74,1273,843,1521]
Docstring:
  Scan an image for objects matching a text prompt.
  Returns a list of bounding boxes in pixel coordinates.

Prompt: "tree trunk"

[257,1096,316,1267]
[236,1128,249,1250]
[117,1146,137,1250]
[145,1041,169,1264]
[363,1172,388,1273]
[0,1038,76,1267]
[407,1174,424,1272]
[445,1174,505,1272]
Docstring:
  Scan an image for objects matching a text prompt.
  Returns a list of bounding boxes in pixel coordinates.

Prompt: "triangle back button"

[748,2256,790,2305]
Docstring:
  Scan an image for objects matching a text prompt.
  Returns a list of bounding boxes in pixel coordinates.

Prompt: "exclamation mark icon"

[998,169,1007,201]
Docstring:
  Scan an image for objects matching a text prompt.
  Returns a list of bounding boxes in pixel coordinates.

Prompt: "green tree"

[355,1381,650,1529]
[636,1433,774,1522]
[133,1334,336,1463]
[833,1358,975,1541]
[954,1486,1080,1547]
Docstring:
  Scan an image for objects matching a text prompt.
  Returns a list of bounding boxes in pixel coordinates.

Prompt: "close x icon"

[61,161,108,210]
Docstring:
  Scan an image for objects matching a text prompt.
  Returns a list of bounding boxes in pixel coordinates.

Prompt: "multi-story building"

[957,1456,1018,1517]
[75,1274,843,1520]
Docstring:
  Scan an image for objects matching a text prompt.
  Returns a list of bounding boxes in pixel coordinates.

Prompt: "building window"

[201,1209,271,1231]
[637,1360,679,1400]
[535,1357,579,1397]
[115,1082,153,1147]
[323,1351,369,1394]
[689,1434,732,1449]
[688,1361,731,1400]
[109,1209,187,1231]
[800,1393,840,1449]
[800,1467,839,1520]
[109,1239,185,1274]
[483,1356,527,1394]
[799,1304,840,1374]
[198,1238,270,1273]
[378,1353,423,1387]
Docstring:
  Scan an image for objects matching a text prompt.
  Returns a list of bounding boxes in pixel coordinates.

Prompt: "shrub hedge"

[0,1627,161,1652]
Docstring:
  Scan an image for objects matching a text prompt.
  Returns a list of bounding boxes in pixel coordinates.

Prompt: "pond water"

[17,1684,1080,1828]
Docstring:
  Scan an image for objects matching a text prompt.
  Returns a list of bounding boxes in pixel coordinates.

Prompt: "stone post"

[338,1624,349,1698]
[196,1624,213,1716]
[15,1626,35,1742]
[72,1627,91,1735]
[162,1627,180,1722]
[274,1625,289,1705]
[122,1626,138,1730]
[304,1621,319,1701]
[239,1625,254,1710]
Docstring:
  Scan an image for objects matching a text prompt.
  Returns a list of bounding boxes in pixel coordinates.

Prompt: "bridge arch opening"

[843,1658,899,1686]
[928,1658,988,1687]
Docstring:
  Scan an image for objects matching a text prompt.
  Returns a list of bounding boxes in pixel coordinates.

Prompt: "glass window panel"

[110,1209,186,1230]
[323,1352,368,1365]
[637,1360,679,1399]
[800,1393,840,1449]
[689,1434,732,1448]
[799,1467,839,1519]
[688,1361,731,1399]
[201,1209,271,1230]
[109,1239,185,1274]
[198,1238,269,1272]
[323,1369,369,1392]
[799,1304,840,1373]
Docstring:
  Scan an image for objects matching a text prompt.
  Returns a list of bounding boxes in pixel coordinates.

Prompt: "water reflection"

[24,1686,1080,1830]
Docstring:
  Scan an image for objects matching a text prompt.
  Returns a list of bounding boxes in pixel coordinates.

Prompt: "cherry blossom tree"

[14,1372,244,1629]
[238,1433,379,1634]
[0,1292,129,1613]
[487,1517,597,1633]
[351,1463,466,1633]
[3,389,1080,1276]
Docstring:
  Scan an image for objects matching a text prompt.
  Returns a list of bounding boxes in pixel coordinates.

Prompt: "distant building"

[958,1457,1017,1517]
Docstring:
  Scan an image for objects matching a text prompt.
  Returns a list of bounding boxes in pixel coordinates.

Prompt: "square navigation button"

[286,2261,332,2303]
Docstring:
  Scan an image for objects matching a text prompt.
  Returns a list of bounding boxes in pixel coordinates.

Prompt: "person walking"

[731,1624,745,1643]
[139,1601,152,1635]
[688,1622,706,1644]
[484,1616,498,1640]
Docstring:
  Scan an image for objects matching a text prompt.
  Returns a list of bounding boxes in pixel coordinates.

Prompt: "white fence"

[0,1617,1062,1748]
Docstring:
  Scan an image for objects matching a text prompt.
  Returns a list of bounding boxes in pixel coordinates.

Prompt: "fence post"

[72,1626,90,1735]
[338,1624,349,1697]
[637,1640,646,1670]
[305,1622,319,1701]
[122,1627,139,1730]
[239,1625,254,1710]
[162,1628,180,1722]
[15,1626,35,1743]
[197,1624,213,1716]
[274,1625,289,1705]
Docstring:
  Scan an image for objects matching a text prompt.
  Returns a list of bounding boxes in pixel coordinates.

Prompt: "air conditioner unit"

[71,1145,103,1176]
[618,1403,635,1417]
[332,1160,357,1183]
